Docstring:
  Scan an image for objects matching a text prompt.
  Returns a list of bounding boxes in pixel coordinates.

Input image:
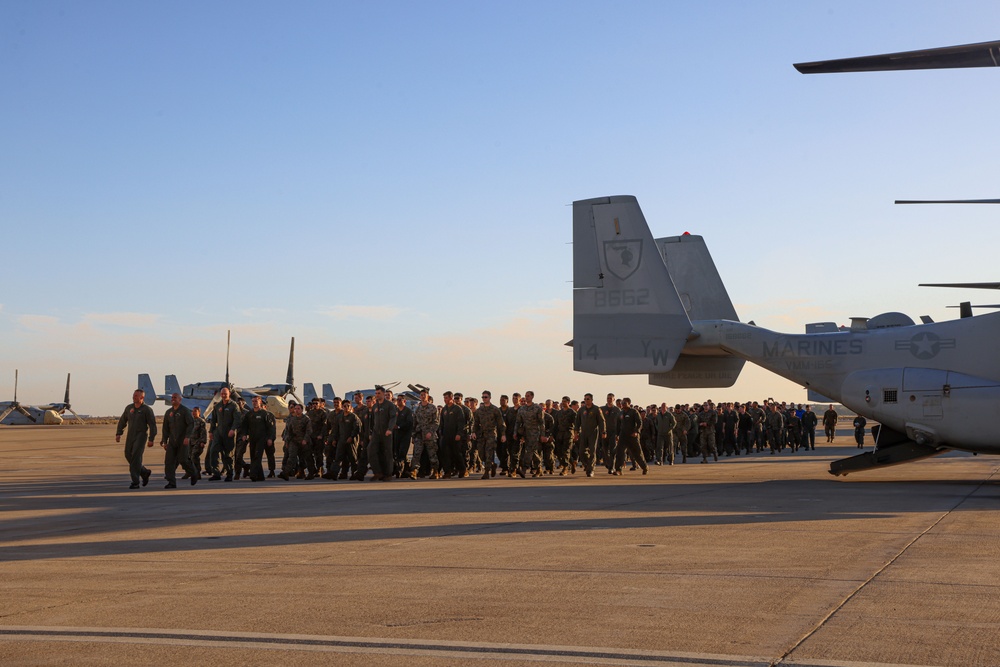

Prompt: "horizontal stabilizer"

[572,196,692,375]
[649,357,745,389]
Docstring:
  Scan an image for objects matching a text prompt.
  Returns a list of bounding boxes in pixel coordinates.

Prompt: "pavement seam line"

[768,467,999,667]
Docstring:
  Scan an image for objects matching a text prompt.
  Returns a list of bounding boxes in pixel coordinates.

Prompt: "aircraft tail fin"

[322,384,337,403]
[138,374,157,404]
[303,383,317,405]
[646,233,745,388]
[164,374,182,397]
[572,196,692,375]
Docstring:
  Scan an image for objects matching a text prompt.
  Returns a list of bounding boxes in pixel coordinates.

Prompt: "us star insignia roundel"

[603,240,642,281]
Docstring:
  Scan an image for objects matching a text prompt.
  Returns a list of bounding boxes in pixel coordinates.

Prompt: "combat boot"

[278,471,290,480]
[490,462,497,478]
[409,470,418,480]
[559,468,568,476]
[234,468,242,480]
[570,460,576,474]
[267,470,275,478]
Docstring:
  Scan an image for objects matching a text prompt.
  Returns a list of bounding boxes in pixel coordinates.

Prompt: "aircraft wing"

[795,40,1000,74]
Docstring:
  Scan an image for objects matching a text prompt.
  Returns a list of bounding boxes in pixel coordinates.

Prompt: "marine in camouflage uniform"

[115,389,157,489]
[278,403,314,479]
[515,391,545,478]
[160,393,198,487]
[553,397,577,475]
[574,394,606,477]
[697,402,718,463]
[472,391,505,479]
[409,391,441,478]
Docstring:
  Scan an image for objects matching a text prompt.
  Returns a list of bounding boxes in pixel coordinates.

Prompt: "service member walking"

[239,396,276,481]
[116,389,157,489]
[160,392,198,488]
[207,387,242,481]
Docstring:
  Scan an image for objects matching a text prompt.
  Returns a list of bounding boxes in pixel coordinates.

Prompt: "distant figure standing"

[207,387,242,481]
[853,415,867,448]
[823,405,839,443]
[116,389,157,489]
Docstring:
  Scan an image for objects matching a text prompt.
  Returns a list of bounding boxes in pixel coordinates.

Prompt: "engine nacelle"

[841,368,1000,453]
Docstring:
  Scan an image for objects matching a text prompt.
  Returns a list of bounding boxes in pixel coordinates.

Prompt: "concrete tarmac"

[1,425,998,666]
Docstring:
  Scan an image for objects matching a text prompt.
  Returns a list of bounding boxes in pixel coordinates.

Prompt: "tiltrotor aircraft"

[139,332,300,418]
[0,371,83,425]
[571,196,999,475]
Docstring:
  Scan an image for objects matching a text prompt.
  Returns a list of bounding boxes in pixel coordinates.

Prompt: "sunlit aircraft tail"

[138,374,157,404]
[303,383,318,405]
[572,195,744,386]
[322,384,337,403]
[572,196,692,374]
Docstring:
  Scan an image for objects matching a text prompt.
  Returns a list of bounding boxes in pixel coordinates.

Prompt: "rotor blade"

[0,406,14,422]
[896,199,1000,204]
[13,369,18,404]
[946,304,1000,308]
[920,282,1000,290]
[203,393,221,419]
[225,330,231,387]
[68,408,84,424]
[289,391,302,406]
[64,373,71,405]
[15,405,37,422]
[286,337,295,387]
[795,40,1000,74]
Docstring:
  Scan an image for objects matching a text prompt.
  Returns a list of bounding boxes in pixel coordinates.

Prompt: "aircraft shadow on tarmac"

[0,471,996,563]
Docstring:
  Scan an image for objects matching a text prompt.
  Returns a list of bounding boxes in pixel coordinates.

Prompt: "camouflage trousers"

[283,438,316,476]
[554,432,574,468]
[411,433,439,472]
[518,430,542,472]
[476,434,498,471]
[699,431,718,461]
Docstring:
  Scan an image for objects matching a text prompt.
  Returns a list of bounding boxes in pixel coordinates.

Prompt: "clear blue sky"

[3,1,1000,414]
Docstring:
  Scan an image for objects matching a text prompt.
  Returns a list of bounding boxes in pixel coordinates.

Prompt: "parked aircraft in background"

[139,332,300,418]
[1,371,83,425]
